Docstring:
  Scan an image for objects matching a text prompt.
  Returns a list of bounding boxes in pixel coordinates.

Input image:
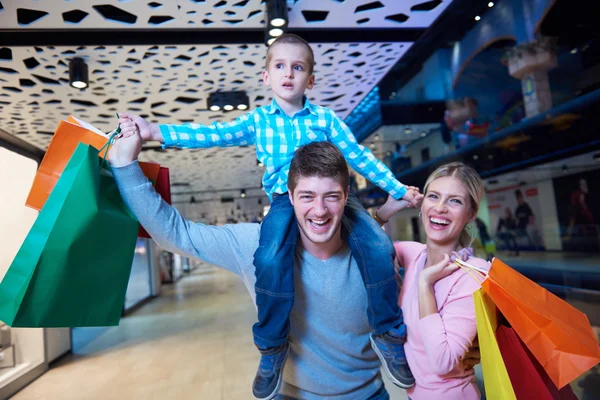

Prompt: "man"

[108,132,478,399]
[514,189,538,250]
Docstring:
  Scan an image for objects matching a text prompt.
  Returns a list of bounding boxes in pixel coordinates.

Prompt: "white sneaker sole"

[369,335,415,389]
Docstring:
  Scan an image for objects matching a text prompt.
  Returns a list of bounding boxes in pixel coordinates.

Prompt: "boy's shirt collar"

[267,96,317,117]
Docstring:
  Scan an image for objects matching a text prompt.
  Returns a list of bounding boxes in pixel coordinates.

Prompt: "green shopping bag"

[0,142,139,327]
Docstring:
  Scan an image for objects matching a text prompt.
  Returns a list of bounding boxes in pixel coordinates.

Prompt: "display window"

[0,145,47,395]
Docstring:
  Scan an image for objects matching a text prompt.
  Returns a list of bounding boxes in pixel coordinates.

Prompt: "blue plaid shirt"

[159,98,407,201]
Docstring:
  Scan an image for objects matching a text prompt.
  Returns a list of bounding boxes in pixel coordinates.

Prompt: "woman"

[376,162,489,399]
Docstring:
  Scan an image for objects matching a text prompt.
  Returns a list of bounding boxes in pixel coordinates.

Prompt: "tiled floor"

[11,266,407,400]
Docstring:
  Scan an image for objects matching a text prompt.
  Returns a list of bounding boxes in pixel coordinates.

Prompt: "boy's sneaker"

[370,332,415,389]
[252,342,290,400]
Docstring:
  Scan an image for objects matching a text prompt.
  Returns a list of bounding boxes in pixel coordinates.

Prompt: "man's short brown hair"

[265,33,315,74]
[288,142,349,194]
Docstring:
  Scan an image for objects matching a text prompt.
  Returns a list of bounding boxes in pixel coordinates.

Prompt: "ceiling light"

[404,128,412,134]
[571,48,578,54]
[488,2,494,7]
[267,0,288,27]
[208,90,249,112]
[269,28,284,37]
[473,154,479,160]
[374,134,380,140]
[69,57,88,89]
[240,190,246,198]
[421,132,427,137]
[475,15,481,21]
[265,0,288,46]
[270,18,286,27]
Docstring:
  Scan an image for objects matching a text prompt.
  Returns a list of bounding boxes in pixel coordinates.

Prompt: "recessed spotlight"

[71,80,87,89]
[571,48,578,54]
[210,105,221,111]
[270,18,286,27]
[473,155,479,160]
[267,37,277,46]
[475,15,481,21]
[269,28,284,37]
[421,132,427,137]
[488,154,494,160]
[237,104,248,110]
[488,2,494,7]
[374,134,380,140]
[224,104,234,111]
[404,128,412,134]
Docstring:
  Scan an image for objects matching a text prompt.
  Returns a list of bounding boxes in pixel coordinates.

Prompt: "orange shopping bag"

[479,258,600,389]
[27,117,162,211]
[26,117,110,210]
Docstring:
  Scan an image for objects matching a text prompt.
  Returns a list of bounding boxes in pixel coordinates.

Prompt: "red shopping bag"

[496,325,578,400]
[138,166,171,239]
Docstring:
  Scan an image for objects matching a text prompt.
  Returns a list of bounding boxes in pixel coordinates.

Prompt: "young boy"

[119,34,420,400]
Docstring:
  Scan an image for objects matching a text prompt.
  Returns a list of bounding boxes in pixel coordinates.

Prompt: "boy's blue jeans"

[252,191,405,349]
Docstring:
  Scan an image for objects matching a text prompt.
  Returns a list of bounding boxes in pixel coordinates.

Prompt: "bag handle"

[98,113,122,170]
[454,258,488,285]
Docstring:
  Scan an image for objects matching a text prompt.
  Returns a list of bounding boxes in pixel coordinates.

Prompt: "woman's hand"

[419,254,460,288]
[461,337,480,370]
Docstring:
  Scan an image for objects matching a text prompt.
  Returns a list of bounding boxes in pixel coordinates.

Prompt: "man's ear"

[344,185,350,205]
[288,191,294,206]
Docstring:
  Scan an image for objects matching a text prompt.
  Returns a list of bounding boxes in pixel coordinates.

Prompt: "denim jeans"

[252,191,404,349]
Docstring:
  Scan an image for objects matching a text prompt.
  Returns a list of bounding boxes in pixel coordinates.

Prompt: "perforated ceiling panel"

[288,0,450,28]
[0,0,451,29]
[0,42,411,211]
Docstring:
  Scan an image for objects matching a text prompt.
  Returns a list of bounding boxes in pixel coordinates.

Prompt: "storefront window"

[0,146,46,391]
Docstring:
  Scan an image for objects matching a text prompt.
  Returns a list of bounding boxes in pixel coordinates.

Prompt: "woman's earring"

[418,211,422,218]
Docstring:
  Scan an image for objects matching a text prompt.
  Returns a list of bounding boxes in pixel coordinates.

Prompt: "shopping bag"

[138,166,171,239]
[26,116,162,211]
[0,143,139,327]
[26,117,110,210]
[473,289,517,400]
[496,325,578,400]
[481,258,600,388]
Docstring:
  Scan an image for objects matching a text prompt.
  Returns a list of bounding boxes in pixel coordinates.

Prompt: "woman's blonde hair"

[423,162,485,248]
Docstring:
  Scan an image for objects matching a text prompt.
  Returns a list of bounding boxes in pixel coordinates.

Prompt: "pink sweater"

[395,241,490,400]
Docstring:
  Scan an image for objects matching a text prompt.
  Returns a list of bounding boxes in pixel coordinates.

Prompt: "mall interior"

[0,0,599,399]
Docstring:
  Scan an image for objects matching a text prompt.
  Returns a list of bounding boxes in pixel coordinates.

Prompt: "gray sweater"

[113,161,385,399]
